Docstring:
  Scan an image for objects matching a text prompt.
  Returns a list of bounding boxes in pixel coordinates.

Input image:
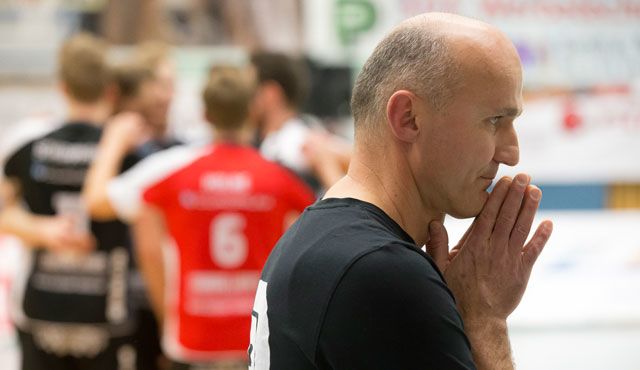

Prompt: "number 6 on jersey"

[210,213,248,268]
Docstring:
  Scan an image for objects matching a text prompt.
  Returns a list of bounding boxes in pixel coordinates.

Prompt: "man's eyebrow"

[500,107,522,117]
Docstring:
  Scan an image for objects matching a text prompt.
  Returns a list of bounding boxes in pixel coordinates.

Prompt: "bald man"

[248,13,553,370]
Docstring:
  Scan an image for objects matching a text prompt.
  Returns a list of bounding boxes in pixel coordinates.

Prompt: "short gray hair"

[350,21,458,137]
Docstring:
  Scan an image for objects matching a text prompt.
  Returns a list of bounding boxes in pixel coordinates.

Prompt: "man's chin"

[447,194,487,219]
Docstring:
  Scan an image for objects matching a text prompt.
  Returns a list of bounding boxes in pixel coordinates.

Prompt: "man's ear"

[386,90,420,143]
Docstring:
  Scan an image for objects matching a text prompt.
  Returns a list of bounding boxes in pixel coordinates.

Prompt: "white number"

[249,280,270,369]
[210,213,248,268]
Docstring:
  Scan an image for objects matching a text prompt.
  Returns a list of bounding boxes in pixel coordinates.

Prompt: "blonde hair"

[133,41,171,71]
[203,66,256,130]
[58,33,110,103]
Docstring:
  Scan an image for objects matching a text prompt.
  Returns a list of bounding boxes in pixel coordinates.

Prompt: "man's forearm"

[0,205,49,247]
[137,241,165,322]
[464,318,514,370]
[133,207,166,322]
[83,138,128,220]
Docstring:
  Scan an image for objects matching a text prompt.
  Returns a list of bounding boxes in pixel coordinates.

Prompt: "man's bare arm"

[303,131,352,189]
[132,204,167,322]
[83,112,148,221]
[0,178,93,253]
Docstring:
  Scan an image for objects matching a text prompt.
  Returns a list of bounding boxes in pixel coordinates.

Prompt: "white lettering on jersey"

[248,279,270,370]
[200,172,251,193]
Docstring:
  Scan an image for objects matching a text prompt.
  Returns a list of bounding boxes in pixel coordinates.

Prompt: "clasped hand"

[426,174,553,322]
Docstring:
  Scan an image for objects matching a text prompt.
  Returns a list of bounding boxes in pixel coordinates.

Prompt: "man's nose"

[494,128,520,167]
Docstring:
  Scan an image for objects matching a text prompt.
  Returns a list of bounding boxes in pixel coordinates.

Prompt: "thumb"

[426,221,449,272]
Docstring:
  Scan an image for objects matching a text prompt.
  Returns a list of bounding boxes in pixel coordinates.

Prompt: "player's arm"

[303,131,352,189]
[328,135,352,172]
[0,178,93,253]
[132,204,167,323]
[427,174,553,370]
[318,246,477,370]
[83,112,149,221]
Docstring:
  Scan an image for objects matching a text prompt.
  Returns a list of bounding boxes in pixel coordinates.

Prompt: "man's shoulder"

[261,211,450,366]
[335,243,449,302]
[315,244,474,369]
[43,122,101,140]
[123,144,208,183]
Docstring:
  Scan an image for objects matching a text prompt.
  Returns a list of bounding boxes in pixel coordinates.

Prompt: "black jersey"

[3,122,132,332]
[249,198,477,370]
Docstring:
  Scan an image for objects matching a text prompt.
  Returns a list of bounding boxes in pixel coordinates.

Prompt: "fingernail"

[515,174,528,186]
[530,187,541,200]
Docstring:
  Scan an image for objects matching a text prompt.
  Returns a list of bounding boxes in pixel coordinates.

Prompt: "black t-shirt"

[3,122,132,331]
[249,198,476,370]
[4,122,181,328]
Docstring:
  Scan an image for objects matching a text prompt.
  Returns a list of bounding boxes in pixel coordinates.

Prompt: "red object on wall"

[562,99,583,132]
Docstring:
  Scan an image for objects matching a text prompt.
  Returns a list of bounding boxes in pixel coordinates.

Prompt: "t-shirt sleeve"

[318,244,477,370]
[107,145,199,222]
[3,143,30,180]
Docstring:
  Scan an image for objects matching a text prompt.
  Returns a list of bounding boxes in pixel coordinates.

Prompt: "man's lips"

[480,176,496,190]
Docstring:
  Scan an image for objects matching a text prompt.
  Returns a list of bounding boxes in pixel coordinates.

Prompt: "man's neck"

[67,100,109,126]
[213,126,251,146]
[261,108,297,139]
[323,143,443,246]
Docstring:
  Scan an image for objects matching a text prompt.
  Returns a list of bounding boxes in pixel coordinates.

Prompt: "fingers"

[49,216,95,253]
[104,112,149,149]
[492,174,530,245]
[75,234,96,253]
[522,220,553,268]
[426,220,449,272]
[508,185,541,251]
[470,176,511,242]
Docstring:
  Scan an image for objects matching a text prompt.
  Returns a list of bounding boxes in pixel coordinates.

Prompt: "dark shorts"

[18,329,136,370]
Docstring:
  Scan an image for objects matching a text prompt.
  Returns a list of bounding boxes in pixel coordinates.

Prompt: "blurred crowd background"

[1,0,639,369]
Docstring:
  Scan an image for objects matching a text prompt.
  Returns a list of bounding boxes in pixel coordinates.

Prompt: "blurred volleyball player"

[249,52,351,194]
[107,66,315,370]
[83,44,180,370]
[84,42,180,221]
[0,33,138,370]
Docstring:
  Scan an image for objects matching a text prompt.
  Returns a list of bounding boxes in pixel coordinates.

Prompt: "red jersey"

[114,143,315,362]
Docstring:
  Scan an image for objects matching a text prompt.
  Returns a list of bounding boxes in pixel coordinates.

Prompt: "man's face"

[249,83,268,130]
[145,59,175,134]
[412,52,523,218]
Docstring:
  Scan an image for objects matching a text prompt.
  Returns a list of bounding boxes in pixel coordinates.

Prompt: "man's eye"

[489,116,502,125]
